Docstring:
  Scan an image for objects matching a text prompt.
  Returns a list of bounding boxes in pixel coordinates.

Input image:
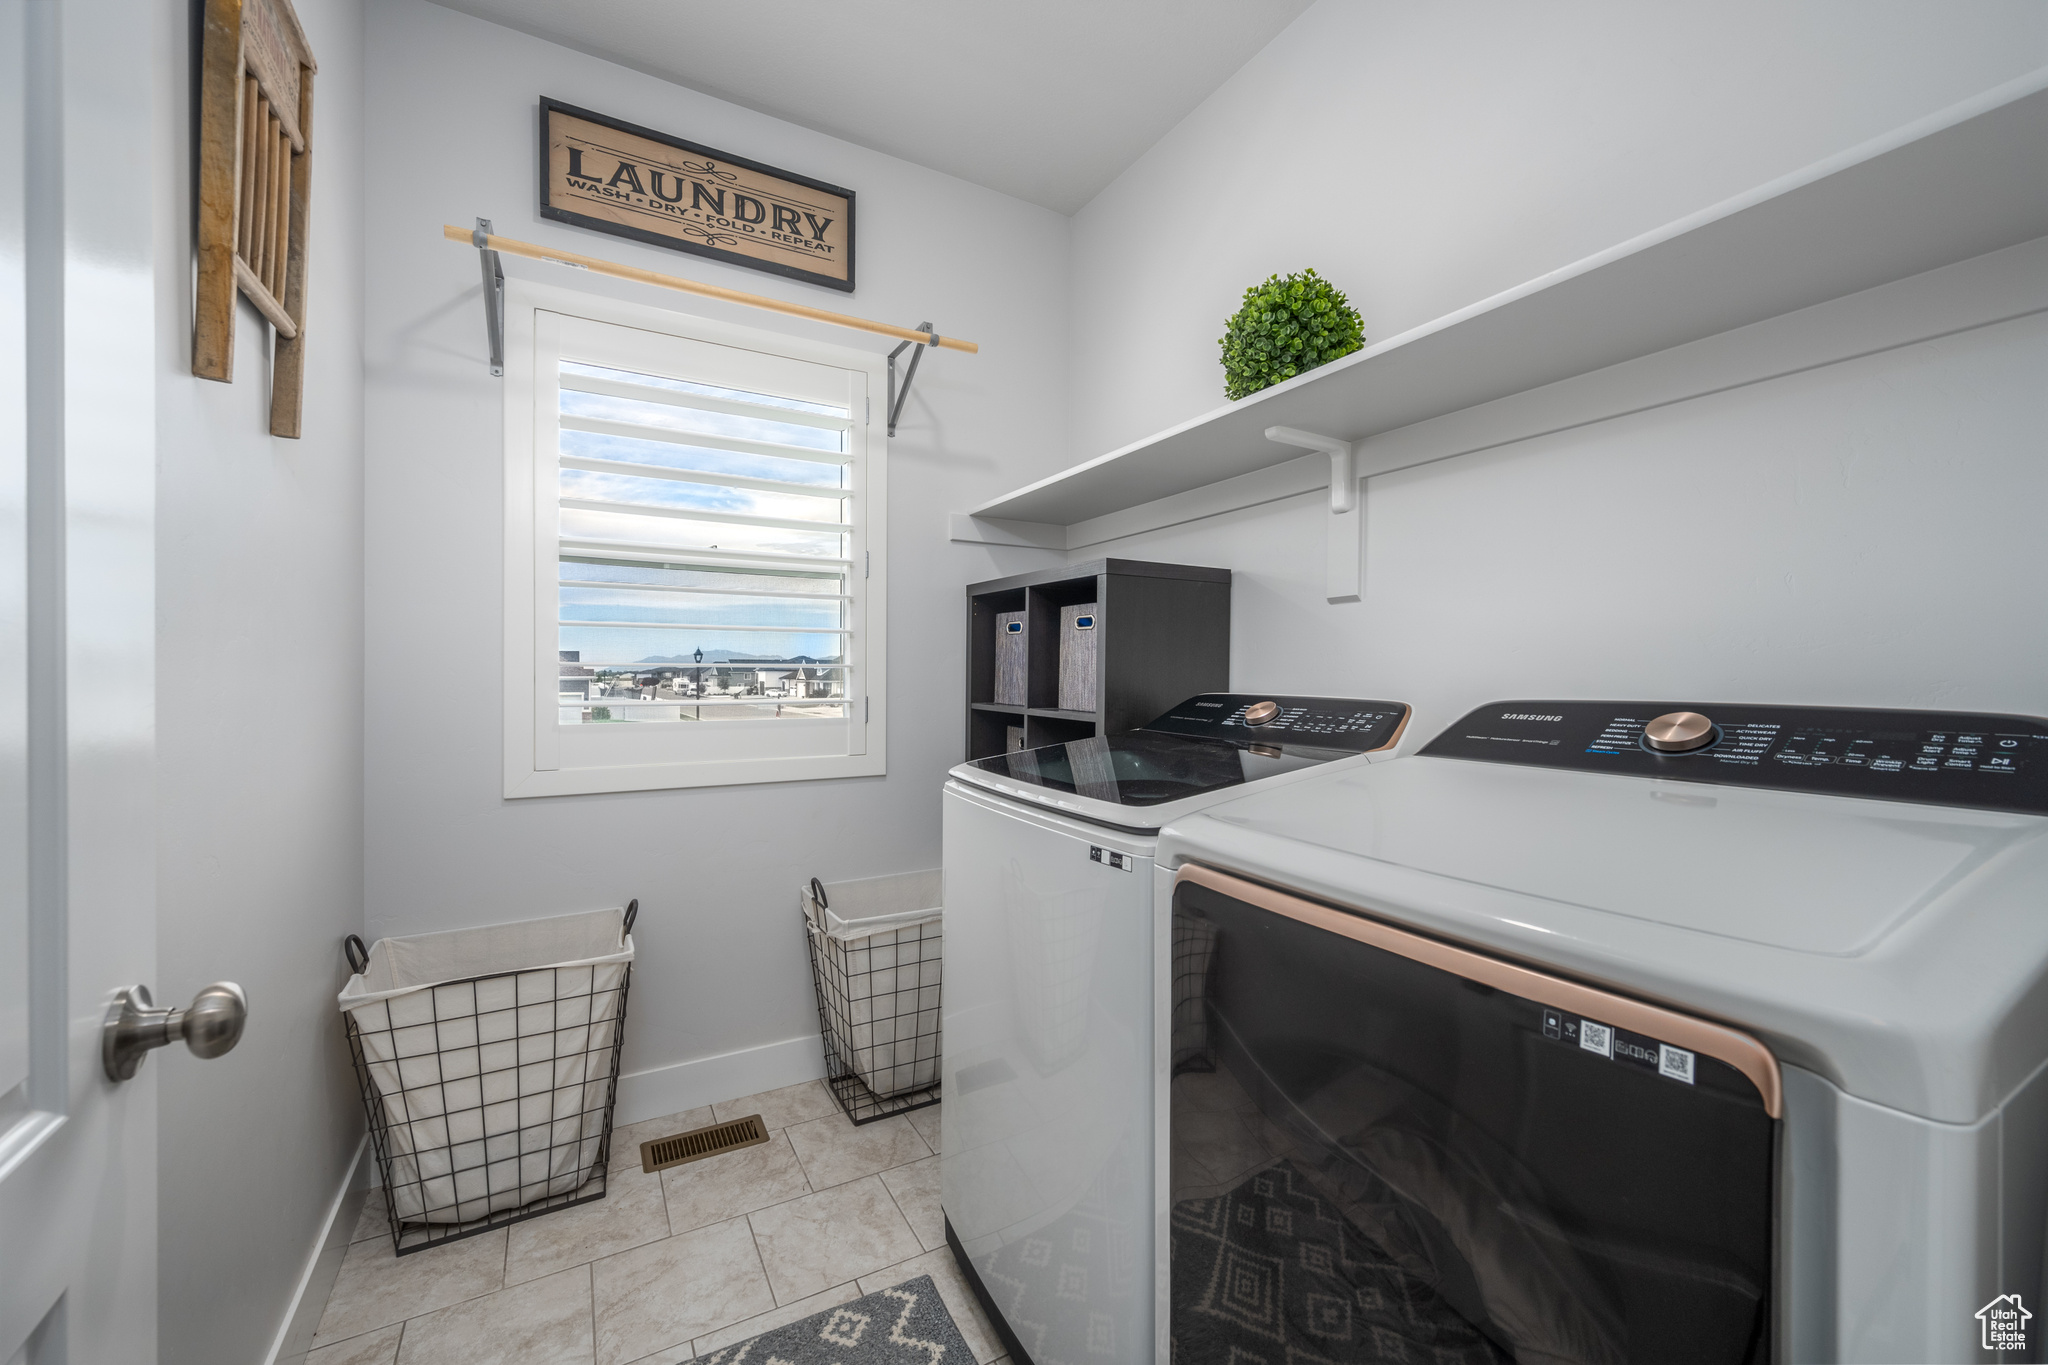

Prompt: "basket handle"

[809,877,828,911]
[343,934,369,975]
[623,898,639,936]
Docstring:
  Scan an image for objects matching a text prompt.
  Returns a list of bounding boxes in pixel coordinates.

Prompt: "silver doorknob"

[102,982,248,1081]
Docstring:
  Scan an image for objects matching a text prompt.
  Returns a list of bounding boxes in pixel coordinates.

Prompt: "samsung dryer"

[940,693,1411,1365]
[1155,700,2048,1365]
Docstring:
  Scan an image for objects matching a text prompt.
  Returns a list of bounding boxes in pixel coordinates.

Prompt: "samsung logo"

[1502,713,1565,722]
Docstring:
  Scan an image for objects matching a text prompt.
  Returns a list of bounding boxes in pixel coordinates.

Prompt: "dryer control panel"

[1143,693,1410,754]
[1421,701,2048,815]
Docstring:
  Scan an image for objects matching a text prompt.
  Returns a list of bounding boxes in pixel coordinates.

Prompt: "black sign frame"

[538,97,857,293]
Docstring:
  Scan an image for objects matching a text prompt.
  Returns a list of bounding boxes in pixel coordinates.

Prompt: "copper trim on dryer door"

[1174,863,1782,1118]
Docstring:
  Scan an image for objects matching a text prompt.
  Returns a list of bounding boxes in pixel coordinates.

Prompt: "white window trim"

[502,279,887,797]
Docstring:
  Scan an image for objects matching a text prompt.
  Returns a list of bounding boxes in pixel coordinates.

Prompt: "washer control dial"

[1644,711,1716,752]
[1242,700,1280,726]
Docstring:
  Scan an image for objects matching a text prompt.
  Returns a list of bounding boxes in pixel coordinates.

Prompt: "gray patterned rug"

[698,1275,975,1365]
[1173,1159,1510,1364]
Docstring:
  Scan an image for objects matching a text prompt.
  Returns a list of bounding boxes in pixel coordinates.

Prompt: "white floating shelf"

[955,73,2048,544]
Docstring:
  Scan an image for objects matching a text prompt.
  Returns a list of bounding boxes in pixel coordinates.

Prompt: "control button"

[1243,700,1280,726]
[1644,711,1716,753]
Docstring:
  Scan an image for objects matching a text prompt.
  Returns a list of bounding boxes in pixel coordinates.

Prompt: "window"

[503,283,886,796]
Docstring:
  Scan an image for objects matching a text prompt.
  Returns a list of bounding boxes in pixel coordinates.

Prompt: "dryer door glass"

[1170,877,1776,1365]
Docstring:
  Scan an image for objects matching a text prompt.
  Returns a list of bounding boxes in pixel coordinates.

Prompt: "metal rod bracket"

[476,216,505,377]
[886,322,939,436]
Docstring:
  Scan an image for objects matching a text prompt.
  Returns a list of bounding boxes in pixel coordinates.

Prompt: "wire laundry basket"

[803,872,942,1125]
[340,901,636,1255]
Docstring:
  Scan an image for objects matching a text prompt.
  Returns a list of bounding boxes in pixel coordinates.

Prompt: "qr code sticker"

[1579,1021,1613,1058]
[1659,1044,1696,1084]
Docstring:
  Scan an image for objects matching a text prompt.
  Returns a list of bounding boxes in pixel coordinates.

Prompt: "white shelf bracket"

[1266,427,1361,603]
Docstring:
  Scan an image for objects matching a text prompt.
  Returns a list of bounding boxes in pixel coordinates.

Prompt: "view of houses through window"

[558,647,844,721]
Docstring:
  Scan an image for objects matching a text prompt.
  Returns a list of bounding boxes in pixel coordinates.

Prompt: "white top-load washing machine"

[940,693,1412,1365]
[1154,699,2048,1365]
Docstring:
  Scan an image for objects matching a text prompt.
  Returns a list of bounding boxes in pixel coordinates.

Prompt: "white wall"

[152,0,367,1358]
[1050,1,2048,733]
[361,0,1069,1112]
[1094,305,2048,723]
[1066,0,2048,458]
[360,2,2048,1113]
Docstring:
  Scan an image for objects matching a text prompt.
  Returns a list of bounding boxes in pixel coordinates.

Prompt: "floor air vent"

[639,1114,770,1173]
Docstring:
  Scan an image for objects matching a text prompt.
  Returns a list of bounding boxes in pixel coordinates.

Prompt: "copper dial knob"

[1644,711,1715,752]
[1243,700,1280,726]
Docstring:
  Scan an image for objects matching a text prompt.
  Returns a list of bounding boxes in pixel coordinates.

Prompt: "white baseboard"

[614,1034,826,1127]
[262,1134,369,1365]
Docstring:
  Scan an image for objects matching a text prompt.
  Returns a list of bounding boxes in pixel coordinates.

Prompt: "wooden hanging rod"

[441,224,978,354]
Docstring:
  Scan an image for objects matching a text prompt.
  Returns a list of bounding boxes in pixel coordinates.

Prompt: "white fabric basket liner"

[340,906,633,1224]
[804,871,941,1098]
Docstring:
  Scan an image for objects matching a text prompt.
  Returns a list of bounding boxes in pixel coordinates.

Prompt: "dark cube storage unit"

[965,559,1231,759]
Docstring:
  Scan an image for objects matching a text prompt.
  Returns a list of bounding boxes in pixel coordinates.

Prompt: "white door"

[0,0,162,1360]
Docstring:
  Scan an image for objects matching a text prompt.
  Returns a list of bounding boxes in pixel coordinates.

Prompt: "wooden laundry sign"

[540,98,856,293]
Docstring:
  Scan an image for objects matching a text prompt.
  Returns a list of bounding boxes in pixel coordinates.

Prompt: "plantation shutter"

[529,310,874,781]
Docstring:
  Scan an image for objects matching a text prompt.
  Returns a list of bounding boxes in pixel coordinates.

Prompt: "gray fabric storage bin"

[994,611,1027,706]
[1058,602,1098,712]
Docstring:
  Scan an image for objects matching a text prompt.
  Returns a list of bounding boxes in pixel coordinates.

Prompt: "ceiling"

[430,0,1315,213]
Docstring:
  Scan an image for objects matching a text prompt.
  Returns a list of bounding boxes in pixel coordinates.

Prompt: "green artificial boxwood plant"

[1217,268,1365,401]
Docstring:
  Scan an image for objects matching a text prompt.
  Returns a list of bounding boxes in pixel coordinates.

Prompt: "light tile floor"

[308,1085,1002,1365]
